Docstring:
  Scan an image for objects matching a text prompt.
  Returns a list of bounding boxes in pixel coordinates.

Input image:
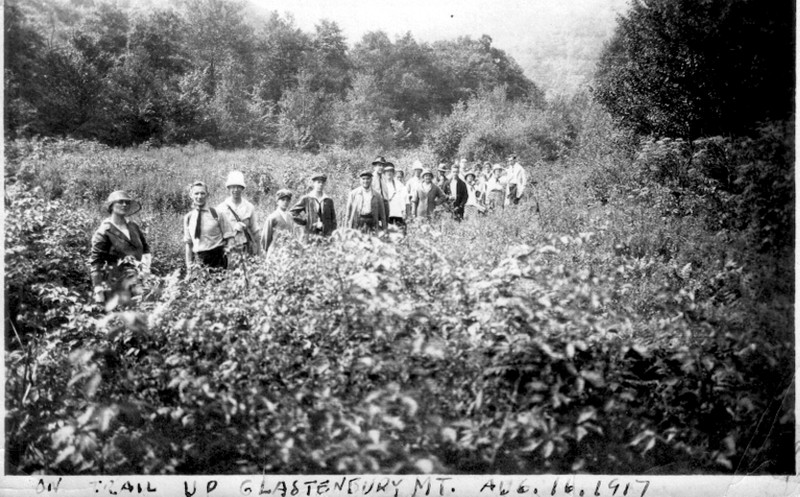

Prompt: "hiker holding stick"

[217,171,261,257]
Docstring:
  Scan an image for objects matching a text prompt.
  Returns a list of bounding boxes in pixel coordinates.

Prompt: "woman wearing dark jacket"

[89,190,151,304]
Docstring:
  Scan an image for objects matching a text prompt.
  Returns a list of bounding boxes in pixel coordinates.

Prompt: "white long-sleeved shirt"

[506,162,528,198]
[384,178,409,218]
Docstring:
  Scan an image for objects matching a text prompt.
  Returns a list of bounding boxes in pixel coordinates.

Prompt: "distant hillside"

[511,0,628,96]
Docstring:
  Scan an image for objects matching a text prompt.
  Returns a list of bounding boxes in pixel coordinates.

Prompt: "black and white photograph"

[3,0,796,492]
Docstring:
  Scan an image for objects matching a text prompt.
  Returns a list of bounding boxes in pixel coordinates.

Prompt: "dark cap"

[310,172,327,181]
[276,188,293,200]
[359,170,373,178]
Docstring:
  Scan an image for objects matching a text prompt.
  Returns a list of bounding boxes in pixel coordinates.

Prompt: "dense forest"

[4,0,795,477]
[5,0,543,149]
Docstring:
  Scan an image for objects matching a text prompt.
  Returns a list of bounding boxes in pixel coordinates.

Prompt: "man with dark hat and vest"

[345,170,388,234]
[447,165,469,221]
[184,181,236,274]
[371,156,392,217]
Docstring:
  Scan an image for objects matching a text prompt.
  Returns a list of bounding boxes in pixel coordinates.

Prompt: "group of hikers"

[89,155,529,305]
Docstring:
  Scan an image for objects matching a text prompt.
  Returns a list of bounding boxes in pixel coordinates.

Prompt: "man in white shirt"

[184,181,235,273]
[505,154,528,205]
[406,160,424,205]
[382,163,409,234]
[345,170,387,234]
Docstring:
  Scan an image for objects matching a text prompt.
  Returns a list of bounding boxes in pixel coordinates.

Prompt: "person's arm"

[344,192,353,228]
[183,214,195,274]
[133,223,152,273]
[215,211,236,250]
[289,197,307,225]
[89,228,110,303]
[400,185,410,220]
[434,185,446,206]
[249,206,261,240]
[378,196,388,231]
[262,215,275,253]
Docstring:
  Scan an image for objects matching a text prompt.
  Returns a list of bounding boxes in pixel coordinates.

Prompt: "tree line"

[4,0,541,150]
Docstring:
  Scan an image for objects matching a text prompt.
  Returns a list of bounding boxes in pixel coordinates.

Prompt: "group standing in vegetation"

[88,155,530,292]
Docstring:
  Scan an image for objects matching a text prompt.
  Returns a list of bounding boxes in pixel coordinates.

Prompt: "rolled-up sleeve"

[183,213,193,245]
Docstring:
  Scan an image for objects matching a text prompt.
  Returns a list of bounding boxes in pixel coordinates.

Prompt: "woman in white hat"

[89,190,151,305]
[217,170,261,256]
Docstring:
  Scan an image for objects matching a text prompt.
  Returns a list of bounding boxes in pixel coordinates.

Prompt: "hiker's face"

[191,186,208,207]
[312,179,325,193]
[228,185,244,201]
[277,197,290,210]
[360,176,372,189]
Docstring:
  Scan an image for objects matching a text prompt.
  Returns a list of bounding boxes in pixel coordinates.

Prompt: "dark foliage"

[593,0,794,139]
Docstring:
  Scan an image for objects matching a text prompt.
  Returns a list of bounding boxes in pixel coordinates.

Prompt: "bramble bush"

[4,135,793,474]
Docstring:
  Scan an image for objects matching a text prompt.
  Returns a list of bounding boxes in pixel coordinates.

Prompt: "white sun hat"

[225,170,246,188]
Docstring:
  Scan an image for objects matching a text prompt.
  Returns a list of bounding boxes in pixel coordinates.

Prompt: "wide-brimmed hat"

[371,156,387,166]
[310,172,327,182]
[104,190,141,215]
[359,170,373,178]
[225,170,246,188]
[276,188,293,200]
[421,169,434,178]
[411,160,424,171]
[437,162,450,172]
[464,171,477,180]
[492,163,505,172]
[383,162,395,172]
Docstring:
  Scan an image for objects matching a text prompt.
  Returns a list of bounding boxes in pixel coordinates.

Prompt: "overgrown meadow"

[4,113,794,474]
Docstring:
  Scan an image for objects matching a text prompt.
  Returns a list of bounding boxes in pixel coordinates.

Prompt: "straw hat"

[104,190,141,215]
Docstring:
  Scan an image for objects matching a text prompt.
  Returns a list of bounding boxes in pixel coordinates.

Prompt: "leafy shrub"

[424,87,575,164]
[4,189,96,342]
